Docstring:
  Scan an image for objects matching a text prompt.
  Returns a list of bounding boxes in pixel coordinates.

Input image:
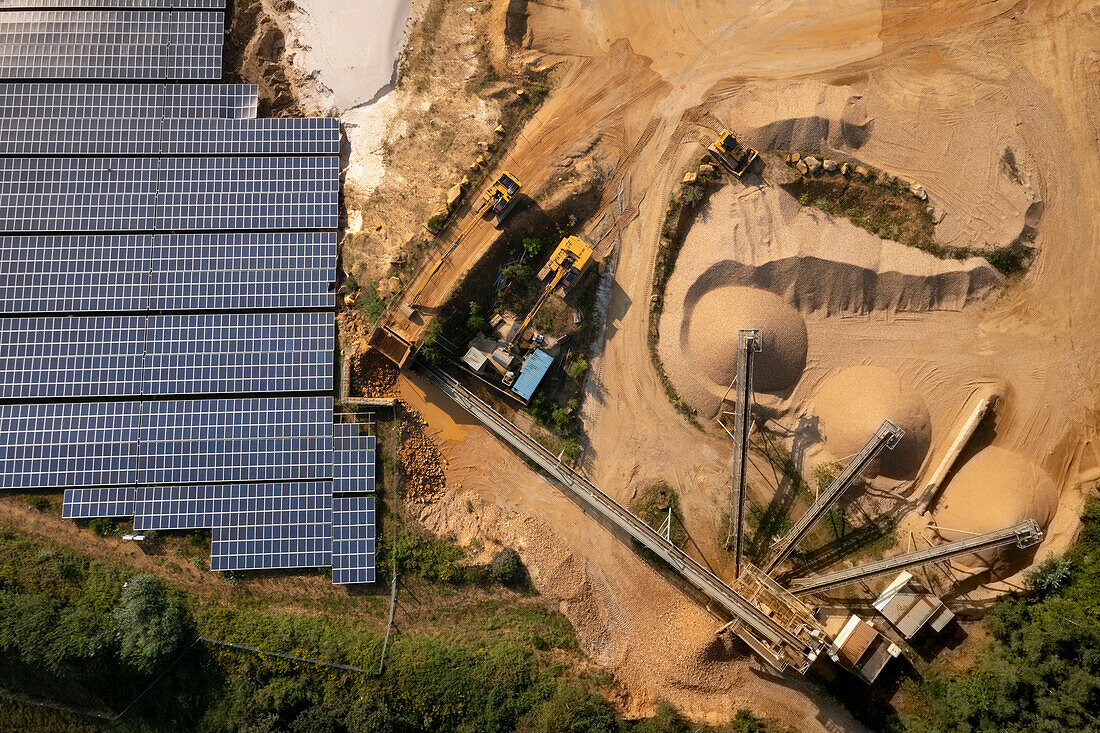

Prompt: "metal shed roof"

[511,349,553,401]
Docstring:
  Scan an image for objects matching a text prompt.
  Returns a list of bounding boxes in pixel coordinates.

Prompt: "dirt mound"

[935,447,1057,538]
[813,365,931,478]
[683,285,808,392]
[399,404,447,503]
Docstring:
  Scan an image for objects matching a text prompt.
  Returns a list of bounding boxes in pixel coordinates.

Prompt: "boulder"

[854,165,870,178]
[790,152,802,164]
[698,163,716,177]
[682,170,698,185]
[795,160,809,175]
[910,182,928,200]
[822,158,838,172]
[343,294,356,308]
[494,124,506,135]
[804,156,822,173]
[840,162,850,176]
[468,155,485,171]
[446,182,464,208]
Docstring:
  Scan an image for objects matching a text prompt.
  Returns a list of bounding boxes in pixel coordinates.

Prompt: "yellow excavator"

[503,236,594,364]
[708,129,758,177]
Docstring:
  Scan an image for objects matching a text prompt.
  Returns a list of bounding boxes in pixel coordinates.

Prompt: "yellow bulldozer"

[708,129,758,177]
[481,171,522,227]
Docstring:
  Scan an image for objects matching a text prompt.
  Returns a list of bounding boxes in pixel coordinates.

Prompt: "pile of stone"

[352,347,400,398]
[784,152,929,201]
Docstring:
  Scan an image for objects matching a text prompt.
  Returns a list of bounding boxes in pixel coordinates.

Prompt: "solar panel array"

[0,11,224,80]
[1,2,376,584]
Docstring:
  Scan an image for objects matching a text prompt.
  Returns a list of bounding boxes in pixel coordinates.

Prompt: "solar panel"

[0,117,340,156]
[334,432,376,494]
[143,312,334,395]
[132,483,222,531]
[0,1,225,8]
[0,234,151,313]
[0,401,139,490]
[138,397,334,485]
[210,482,333,571]
[157,157,340,231]
[149,231,336,310]
[0,11,223,80]
[61,486,135,519]
[0,158,158,232]
[331,495,376,584]
[0,157,339,232]
[0,83,257,120]
[0,315,145,399]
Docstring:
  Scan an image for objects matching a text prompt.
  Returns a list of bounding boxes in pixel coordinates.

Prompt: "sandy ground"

[372,0,1100,724]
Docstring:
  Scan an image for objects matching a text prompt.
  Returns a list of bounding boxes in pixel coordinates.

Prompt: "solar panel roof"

[331,495,376,584]
[0,11,224,80]
[0,401,139,489]
[138,396,334,485]
[0,117,340,157]
[0,232,336,314]
[61,486,136,519]
[0,156,340,232]
[211,482,333,571]
[0,83,257,120]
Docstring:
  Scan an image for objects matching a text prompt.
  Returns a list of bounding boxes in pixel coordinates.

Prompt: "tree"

[522,237,542,258]
[567,357,589,380]
[113,574,187,674]
[466,301,487,334]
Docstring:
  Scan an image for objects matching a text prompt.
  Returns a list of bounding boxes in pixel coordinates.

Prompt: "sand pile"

[813,365,932,478]
[684,285,808,392]
[935,447,1057,540]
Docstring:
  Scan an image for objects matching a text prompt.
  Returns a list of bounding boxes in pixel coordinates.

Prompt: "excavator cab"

[708,129,758,177]
[482,171,522,227]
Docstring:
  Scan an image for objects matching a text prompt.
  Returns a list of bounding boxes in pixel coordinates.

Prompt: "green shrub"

[515,684,620,733]
[522,237,543,258]
[88,518,119,537]
[358,283,387,323]
[427,214,448,235]
[24,496,50,511]
[567,357,589,380]
[490,548,524,586]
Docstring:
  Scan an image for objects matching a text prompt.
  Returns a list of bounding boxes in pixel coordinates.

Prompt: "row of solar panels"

[0,311,334,398]
[0,396,377,491]
[0,117,340,156]
[0,82,257,119]
[1,2,225,9]
[63,483,375,583]
[3,232,337,313]
[0,10,223,79]
[0,156,339,232]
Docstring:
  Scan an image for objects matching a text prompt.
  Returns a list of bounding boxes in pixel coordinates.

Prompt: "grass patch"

[785,169,1034,277]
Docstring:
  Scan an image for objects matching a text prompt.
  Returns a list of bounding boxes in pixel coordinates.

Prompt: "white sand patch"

[342,91,401,197]
[289,0,414,113]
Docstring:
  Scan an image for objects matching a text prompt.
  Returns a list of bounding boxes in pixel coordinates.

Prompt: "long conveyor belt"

[787,519,1043,595]
[419,363,828,673]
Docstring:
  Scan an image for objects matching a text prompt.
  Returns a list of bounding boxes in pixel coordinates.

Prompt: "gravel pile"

[399,403,447,503]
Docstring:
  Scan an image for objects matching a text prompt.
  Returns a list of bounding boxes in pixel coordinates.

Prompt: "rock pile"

[399,404,446,503]
[351,348,399,398]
